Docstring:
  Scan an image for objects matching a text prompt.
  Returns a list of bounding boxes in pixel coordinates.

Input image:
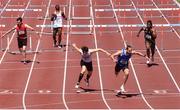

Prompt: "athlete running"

[110,45,149,94]
[72,43,110,89]
[51,4,67,48]
[1,17,38,64]
[137,20,157,64]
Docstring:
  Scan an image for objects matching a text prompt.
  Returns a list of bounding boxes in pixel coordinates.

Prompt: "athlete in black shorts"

[111,45,149,94]
[1,17,38,63]
[137,20,157,64]
[72,43,110,89]
[51,5,67,48]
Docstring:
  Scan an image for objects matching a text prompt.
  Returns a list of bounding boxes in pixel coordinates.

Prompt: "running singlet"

[16,24,27,39]
[53,11,63,28]
[80,50,92,63]
[144,27,154,40]
[117,48,132,65]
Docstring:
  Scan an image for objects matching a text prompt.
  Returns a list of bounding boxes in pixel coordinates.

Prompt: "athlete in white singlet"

[72,43,110,89]
[51,4,67,48]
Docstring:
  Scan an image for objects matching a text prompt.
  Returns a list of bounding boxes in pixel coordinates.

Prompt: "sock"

[86,74,91,81]
[78,73,84,83]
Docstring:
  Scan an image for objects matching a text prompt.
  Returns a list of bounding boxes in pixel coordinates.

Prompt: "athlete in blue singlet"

[111,45,149,94]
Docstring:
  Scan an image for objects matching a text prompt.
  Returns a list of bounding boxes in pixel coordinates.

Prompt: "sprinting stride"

[51,4,67,48]
[72,43,110,89]
[110,45,149,94]
[137,20,157,64]
[1,17,38,64]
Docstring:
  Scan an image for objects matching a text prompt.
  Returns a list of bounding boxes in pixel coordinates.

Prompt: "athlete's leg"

[57,27,62,47]
[120,68,129,92]
[85,71,92,86]
[75,65,87,88]
[53,28,58,47]
[151,42,156,62]
[115,63,121,77]
[145,41,151,63]
[22,45,27,62]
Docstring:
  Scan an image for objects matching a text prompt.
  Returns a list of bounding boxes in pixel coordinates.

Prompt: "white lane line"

[151,0,180,39]
[62,0,72,109]
[0,0,31,64]
[22,0,52,109]
[173,0,180,7]
[0,0,11,15]
[109,0,153,109]
[90,0,111,109]
[150,0,180,92]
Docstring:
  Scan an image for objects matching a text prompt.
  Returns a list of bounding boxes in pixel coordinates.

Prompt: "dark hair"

[55,4,60,11]
[147,20,152,27]
[81,46,89,53]
[16,17,22,22]
[126,44,132,50]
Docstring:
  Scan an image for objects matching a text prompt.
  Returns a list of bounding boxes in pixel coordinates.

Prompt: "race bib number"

[18,30,25,35]
[145,34,151,39]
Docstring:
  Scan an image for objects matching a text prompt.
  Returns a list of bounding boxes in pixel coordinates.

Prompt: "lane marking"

[150,0,180,92]
[0,0,11,15]
[38,90,52,94]
[90,0,111,109]
[62,0,72,109]
[0,90,13,94]
[109,0,153,109]
[22,0,52,109]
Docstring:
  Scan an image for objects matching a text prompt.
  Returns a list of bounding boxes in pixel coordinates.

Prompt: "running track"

[0,0,180,109]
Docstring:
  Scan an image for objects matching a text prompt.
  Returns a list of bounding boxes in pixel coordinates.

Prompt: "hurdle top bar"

[0,8,42,12]
[36,24,180,28]
[95,8,180,12]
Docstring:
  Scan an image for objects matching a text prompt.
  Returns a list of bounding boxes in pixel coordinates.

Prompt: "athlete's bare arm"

[1,26,16,38]
[90,48,111,56]
[72,43,81,53]
[110,50,122,62]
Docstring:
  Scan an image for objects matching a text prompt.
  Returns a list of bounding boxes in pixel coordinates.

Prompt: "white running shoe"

[120,85,126,93]
[75,84,80,89]
[146,59,150,64]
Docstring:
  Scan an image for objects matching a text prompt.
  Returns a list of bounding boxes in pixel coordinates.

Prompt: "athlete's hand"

[72,43,76,47]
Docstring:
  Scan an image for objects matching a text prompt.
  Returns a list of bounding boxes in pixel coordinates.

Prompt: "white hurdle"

[95,8,180,12]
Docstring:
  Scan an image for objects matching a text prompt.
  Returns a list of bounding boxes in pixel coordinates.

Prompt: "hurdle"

[6,33,40,55]
[136,1,153,6]
[0,8,42,12]
[95,8,180,12]
[0,24,5,27]
[8,2,25,7]
[114,0,132,7]
[36,23,180,28]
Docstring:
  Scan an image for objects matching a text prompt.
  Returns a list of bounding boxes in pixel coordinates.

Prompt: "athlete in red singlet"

[1,17,38,64]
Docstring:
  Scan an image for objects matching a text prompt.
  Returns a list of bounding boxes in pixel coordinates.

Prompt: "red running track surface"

[0,0,179,109]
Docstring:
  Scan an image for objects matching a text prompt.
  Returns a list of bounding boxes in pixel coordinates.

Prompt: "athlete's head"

[55,4,60,11]
[147,20,152,29]
[126,45,132,53]
[16,17,23,26]
[81,46,89,54]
